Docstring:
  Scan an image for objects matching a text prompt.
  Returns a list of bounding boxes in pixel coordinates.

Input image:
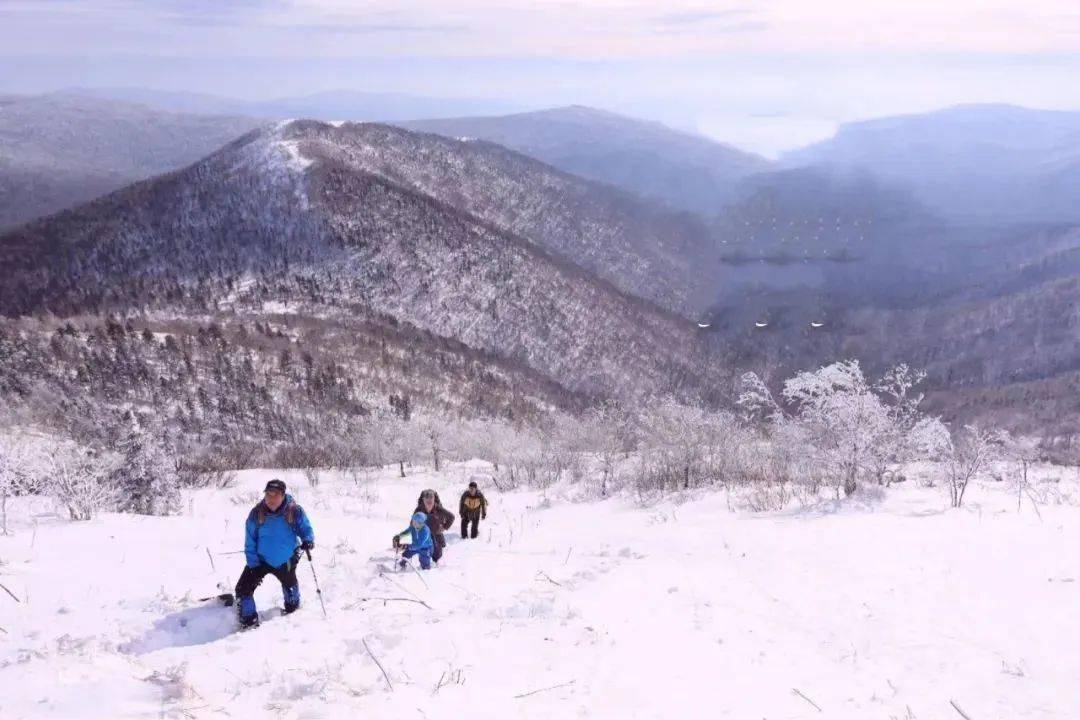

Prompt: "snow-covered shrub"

[49,446,122,521]
[0,431,31,534]
[302,466,322,488]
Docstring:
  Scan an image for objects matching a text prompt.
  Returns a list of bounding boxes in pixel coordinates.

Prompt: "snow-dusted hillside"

[285,120,718,314]
[3,462,1078,718]
[0,121,714,403]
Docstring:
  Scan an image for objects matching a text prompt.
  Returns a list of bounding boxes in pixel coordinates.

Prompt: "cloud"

[288,22,470,35]
[653,8,755,26]
[651,20,769,36]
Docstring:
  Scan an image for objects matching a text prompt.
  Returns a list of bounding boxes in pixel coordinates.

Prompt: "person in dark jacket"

[235,479,315,628]
[415,489,454,564]
[459,481,487,539]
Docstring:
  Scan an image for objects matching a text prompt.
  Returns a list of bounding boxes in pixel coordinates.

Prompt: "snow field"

[2,462,1079,718]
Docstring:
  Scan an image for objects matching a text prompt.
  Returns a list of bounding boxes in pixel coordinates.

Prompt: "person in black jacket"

[415,489,454,564]
[459,481,487,539]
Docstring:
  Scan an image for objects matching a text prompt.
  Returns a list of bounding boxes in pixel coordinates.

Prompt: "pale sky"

[2,0,1079,156]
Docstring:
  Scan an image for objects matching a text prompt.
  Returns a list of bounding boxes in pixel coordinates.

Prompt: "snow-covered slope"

[3,462,1078,718]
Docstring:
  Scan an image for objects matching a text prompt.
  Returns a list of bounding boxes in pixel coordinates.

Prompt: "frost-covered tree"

[580,403,628,496]
[737,371,781,424]
[418,416,446,472]
[0,432,29,534]
[638,398,717,492]
[944,425,1007,508]
[782,360,893,497]
[381,414,425,478]
[114,429,181,516]
[905,416,952,486]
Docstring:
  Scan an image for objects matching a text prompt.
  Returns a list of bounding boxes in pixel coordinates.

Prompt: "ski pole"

[304,548,328,618]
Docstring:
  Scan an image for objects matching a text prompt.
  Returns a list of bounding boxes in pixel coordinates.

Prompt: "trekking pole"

[304,548,328,618]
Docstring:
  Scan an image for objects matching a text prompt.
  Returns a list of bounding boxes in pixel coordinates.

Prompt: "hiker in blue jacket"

[393,511,435,570]
[234,479,315,628]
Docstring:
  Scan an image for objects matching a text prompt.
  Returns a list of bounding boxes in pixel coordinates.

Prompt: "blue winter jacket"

[401,512,434,551]
[245,494,315,569]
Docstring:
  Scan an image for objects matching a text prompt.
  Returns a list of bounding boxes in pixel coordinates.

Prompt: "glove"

[482,512,487,520]
[392,535,401,549]
[300,540,314,551]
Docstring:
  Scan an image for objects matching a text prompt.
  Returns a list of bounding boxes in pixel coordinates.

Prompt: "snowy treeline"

[0,422,178,525]
[0,357,1039,523]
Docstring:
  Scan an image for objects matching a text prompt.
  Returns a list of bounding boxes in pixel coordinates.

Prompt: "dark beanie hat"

[265,479,286,493]
[468,481,478,488]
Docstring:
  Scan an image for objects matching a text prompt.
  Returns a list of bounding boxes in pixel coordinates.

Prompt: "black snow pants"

[461,512,481,539]
[235,552,300,601]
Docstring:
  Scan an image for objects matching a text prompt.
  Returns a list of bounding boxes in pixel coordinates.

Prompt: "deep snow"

[2,462,1079,719]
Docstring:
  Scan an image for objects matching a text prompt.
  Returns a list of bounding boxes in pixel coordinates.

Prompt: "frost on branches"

[741,360,950,498]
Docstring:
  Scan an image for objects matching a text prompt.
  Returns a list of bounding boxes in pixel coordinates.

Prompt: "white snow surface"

[2,463,1079,719]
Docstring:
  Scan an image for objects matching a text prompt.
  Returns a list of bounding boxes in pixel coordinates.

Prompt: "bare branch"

[347,596,432,611]
[363,638,394,691]
[949,699,973,720]
[792,688,822,712]
[514,680,576,699]
[0,581,21,603]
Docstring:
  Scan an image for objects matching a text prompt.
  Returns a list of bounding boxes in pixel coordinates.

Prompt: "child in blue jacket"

[394,511,435,570]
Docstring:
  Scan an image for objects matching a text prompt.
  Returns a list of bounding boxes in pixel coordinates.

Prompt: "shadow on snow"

[120,603,274,655]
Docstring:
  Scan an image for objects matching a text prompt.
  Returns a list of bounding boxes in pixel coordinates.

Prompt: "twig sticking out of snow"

[1022,487,1044,522]
[950,699,973,720]
[536,571,563,587]
[0,581,20,603]
[363,638,393,691]
[792,688,822,712]
[378,571,424,602]
[563,547,573,566]
[348,596,433,611]
[514,680,576,699]
[205,548,216,572]
[407,560,430,590]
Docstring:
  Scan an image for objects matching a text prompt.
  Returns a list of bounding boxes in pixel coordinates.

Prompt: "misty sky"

[2,0,1079,156]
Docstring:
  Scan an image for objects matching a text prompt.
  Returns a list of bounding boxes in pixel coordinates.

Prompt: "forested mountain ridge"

[0,121,721,407]
[287,120,720,315]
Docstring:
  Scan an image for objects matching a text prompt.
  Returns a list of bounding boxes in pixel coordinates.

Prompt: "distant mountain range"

[403,106,770,216]
[0,91,262,229]
[64,87,525,124]
[2,94,1079,436]
[784,104,1080,224]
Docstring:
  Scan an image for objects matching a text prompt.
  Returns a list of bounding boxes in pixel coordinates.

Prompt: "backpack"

[254,500,298,526]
